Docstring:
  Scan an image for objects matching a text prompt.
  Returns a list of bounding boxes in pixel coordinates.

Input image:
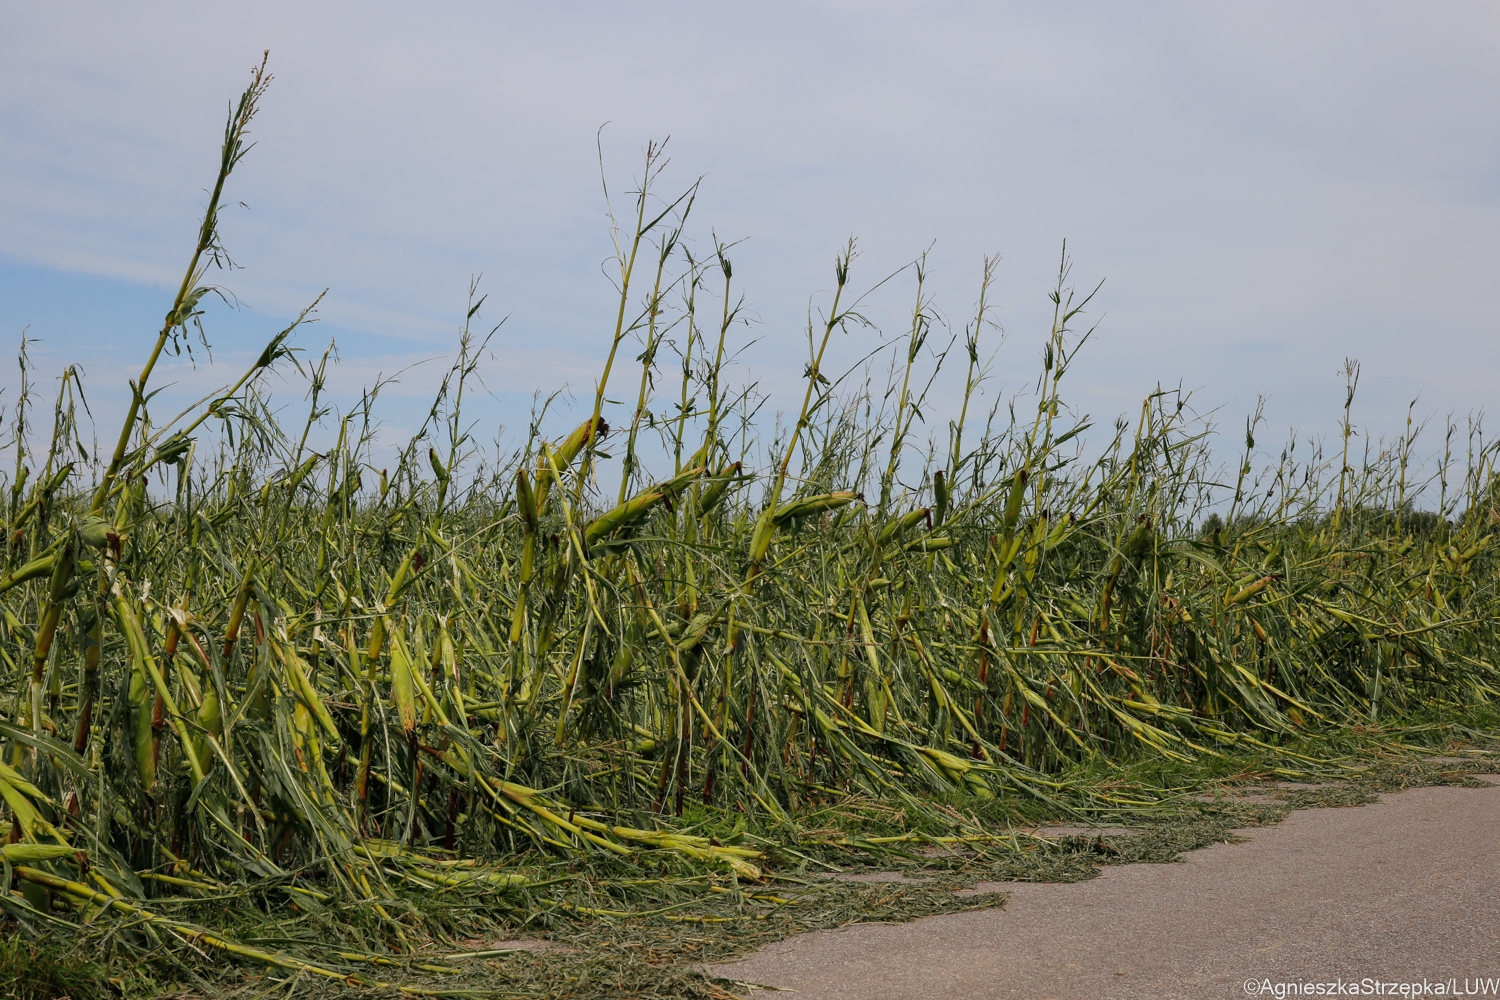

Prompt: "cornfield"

[3,57,1498,998]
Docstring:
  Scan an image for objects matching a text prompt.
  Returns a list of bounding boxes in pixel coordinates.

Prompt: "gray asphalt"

[712,778,1500,999]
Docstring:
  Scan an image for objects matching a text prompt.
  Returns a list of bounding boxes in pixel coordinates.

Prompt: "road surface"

[712,778,1500,999]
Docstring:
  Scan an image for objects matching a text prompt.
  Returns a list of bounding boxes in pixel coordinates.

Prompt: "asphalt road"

[711,778,1500,999]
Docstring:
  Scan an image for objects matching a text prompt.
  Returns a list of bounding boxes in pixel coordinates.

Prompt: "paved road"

[712,778,1500,999]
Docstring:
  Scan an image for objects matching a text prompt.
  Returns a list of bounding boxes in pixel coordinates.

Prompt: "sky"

[1,1,1497,490]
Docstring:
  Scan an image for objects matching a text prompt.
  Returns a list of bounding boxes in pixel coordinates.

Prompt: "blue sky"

[2,1,1497,485]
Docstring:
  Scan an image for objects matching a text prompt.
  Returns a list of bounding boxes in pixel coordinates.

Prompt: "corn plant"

[1,59,1497,989]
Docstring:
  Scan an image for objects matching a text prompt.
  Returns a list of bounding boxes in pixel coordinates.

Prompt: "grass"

[2,57,1499,998]
[0,936,115,1000]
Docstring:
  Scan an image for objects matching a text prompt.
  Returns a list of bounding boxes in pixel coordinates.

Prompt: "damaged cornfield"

[3,59,1499,998]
